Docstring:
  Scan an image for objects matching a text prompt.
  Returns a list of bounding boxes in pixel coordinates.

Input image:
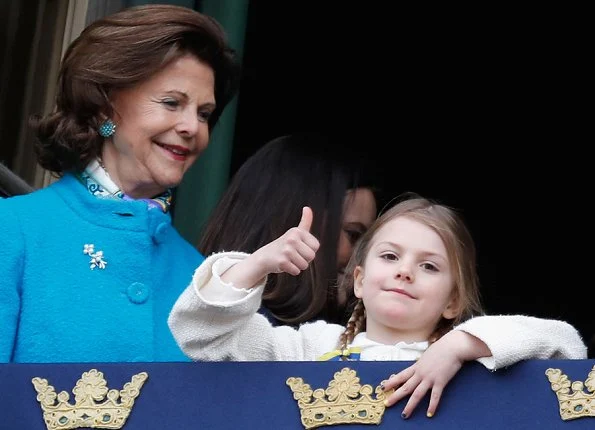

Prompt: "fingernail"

[427,412,434,418]
[383,399,389,407]
[401,412,408,419]
[379,380,386,390]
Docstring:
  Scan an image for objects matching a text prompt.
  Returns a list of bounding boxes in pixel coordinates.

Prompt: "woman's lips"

[156,142,190,161]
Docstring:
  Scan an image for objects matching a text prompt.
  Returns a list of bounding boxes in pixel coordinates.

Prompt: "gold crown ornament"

[545,365,595,421]
[286,367,394,429]
[31,368,148,430]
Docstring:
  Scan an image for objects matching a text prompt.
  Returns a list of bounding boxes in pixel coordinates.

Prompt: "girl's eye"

[380,253,398,261]
[421,262,438,272]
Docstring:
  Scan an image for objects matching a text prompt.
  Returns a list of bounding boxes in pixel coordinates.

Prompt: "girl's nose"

[395,266,414,282]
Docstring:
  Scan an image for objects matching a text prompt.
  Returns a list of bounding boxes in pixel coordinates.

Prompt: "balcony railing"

[1,359,593,429]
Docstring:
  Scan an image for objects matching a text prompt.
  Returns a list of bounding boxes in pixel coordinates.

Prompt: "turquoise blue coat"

[0,174,204,362]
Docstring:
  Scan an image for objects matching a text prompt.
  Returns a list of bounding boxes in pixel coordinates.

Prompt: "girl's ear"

[353,266,365,299]
[442,292,461,320]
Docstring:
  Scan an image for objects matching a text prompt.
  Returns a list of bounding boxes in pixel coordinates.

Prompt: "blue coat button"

[127,282,150,304]
[153,222,169,244]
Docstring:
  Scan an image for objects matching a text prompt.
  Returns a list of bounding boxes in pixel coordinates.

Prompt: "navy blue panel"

[1,360,593,429]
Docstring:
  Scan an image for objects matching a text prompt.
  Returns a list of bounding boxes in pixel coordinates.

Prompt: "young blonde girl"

[169,196,586,419]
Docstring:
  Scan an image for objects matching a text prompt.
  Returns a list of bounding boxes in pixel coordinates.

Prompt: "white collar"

[351,332,429,351]
[84,159,121,196]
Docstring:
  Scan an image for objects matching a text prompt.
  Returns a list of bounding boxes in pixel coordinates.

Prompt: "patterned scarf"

[77,159,173,212]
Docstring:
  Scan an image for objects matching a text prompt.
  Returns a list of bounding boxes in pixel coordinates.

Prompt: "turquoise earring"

[98,119,116,138]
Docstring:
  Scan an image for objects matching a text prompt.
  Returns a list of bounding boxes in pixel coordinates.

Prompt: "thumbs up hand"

[219,207,320,290]
[254,206,320,276]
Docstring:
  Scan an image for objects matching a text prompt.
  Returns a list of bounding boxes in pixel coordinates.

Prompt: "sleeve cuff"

[195,252,266,303]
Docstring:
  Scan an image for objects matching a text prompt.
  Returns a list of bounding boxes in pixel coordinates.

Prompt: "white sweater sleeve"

[168,252,343,361]
[453,315,588,370]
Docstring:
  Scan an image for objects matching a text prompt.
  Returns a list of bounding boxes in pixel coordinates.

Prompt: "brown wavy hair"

[337,194,484,352]
[31,4,240,174]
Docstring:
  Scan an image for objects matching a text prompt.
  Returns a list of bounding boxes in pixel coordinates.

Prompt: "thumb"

[297,206,313,232]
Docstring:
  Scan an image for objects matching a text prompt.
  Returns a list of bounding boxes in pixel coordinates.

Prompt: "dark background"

[228,2,593,354]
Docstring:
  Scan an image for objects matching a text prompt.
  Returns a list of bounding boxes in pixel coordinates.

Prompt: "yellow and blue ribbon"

[317,346,362,361]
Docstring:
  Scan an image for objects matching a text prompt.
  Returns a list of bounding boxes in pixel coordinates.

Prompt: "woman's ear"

[353,266,365,299]
[442,292,461,320]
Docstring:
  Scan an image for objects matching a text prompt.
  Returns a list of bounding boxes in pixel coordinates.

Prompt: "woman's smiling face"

[102,54,216,198]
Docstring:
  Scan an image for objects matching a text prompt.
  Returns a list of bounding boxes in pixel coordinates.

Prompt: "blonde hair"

[337,194,484,351]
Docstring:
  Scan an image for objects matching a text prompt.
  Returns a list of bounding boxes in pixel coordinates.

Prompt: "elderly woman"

[0,4,240,363]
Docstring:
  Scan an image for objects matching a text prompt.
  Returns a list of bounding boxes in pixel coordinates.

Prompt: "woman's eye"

[162,99,179,108]
[198,110,213,123]
[344,229,363,245]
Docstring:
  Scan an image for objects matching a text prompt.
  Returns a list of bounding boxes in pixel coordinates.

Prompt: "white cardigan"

[168,253,587,368]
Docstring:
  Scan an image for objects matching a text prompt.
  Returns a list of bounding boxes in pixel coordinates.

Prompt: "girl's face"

[336,188,377,304]
[353,216,459,344]
[102,54,215,199]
